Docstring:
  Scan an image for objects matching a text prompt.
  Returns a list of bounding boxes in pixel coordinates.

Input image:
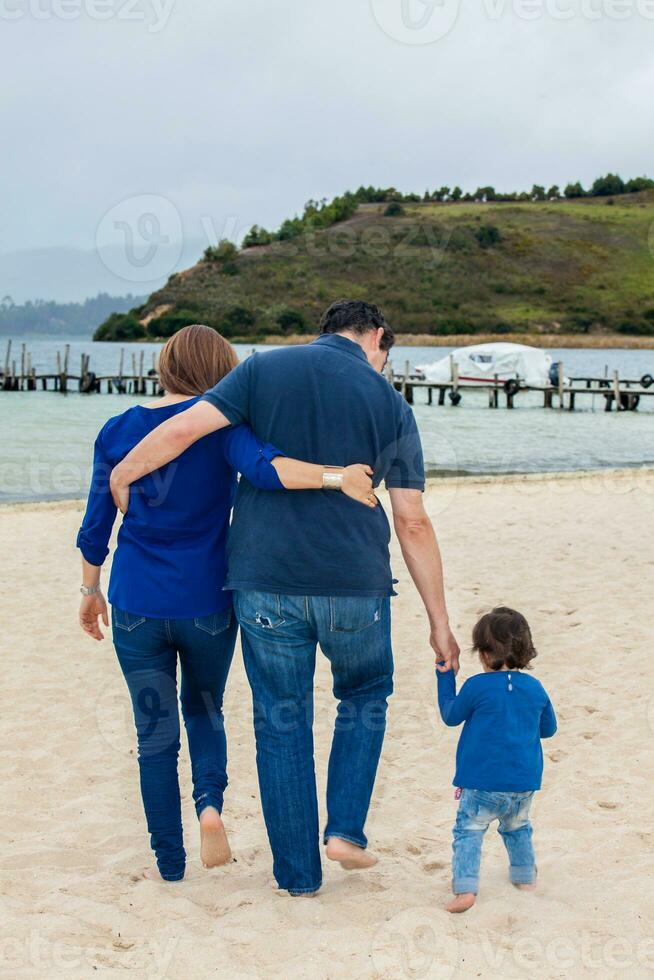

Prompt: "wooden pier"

[388,359,654,412]
[1,340,652,411]
[1,340,162,396]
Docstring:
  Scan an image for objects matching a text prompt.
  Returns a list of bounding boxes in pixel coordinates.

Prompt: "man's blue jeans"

[111,606,238,881]
[452,788,537,894]
[234,591,394,895]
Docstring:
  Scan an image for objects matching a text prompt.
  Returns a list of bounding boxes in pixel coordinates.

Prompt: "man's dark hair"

[319,300,395,352]
[472,606,538,671]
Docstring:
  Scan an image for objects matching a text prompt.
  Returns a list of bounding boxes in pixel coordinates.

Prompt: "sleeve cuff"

[384,480,426,491]
[76,529,109,567]
[259,444,286,491]
[200,391,246,426]
[259,443,286,464]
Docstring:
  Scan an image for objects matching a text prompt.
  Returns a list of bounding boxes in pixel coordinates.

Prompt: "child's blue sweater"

[436,668,557,792]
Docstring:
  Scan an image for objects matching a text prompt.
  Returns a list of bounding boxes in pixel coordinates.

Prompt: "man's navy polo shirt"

[202,334,425,597]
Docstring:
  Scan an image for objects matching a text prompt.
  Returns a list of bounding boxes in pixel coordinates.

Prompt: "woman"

[77,324,373,882]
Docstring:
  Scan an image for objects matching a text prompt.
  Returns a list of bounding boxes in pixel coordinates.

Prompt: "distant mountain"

[0,293,147,337]
[0,238,207,304]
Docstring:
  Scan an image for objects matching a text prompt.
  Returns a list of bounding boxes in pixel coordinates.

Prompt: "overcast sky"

[1,0,653,265]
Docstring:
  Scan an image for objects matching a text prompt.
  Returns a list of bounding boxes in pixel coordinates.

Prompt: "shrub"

[243,225,273,248]
[146,309,199,338]
[276,308,308,334]
[624,176,654,193]
[220,306,256,336]
[384,202,405,217]
[203,240,239,274]
[616,319,654,336]
[591,173,625,197]
[93,312,146,341]
[564,181,586,199]
[475,224,502,248]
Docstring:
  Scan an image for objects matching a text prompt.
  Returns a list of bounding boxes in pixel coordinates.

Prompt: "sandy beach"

[1,469,653,979]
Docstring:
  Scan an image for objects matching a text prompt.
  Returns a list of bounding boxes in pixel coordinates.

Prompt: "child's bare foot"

[200,806,232,868]
[325,837,378,870]
[446,893,476,913]
[513,882,537,891]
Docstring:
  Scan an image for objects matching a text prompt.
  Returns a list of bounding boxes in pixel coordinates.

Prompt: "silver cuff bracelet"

[322,471,344,490]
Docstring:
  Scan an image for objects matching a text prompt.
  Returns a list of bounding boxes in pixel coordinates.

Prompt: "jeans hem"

[452,878,479,895]
[285,884,322,896]
[160,870,185,882]
[195,797,224,819]
[323,831,367,849]
[509,866,537,885]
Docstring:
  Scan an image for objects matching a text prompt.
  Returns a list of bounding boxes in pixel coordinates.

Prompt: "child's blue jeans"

[452,788,536,894]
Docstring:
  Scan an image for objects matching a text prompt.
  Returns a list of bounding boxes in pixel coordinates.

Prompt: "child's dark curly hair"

[472,606,538,671]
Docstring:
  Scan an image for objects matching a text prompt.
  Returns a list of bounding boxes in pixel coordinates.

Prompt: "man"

[110,299,459,896]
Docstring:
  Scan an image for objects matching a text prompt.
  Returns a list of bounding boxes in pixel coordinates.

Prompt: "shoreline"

[7,332,654,350]
[257,333,654,349]
[3,464,652,510]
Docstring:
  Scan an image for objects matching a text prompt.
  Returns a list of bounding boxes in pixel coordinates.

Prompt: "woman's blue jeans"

[234,591,394,896]
[111,606,238,881]
[452,788,537,894]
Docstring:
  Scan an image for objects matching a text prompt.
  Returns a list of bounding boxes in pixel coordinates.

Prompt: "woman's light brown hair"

[472,606,538,671]
[157,324,239,396]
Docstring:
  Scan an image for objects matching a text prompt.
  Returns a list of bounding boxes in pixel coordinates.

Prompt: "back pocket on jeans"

[112,608,146,632]
[329,597,383,633]
[194,609,232,636]
[236,592,286,630]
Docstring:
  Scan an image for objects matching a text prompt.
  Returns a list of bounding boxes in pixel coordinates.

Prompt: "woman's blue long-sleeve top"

[76,397,286,619]
[436,668,557,792]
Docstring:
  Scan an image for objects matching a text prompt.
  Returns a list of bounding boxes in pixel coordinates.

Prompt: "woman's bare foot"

[200,806,232,868]
[142,867,163,881]
[446,893,476,913]
[142,867,183,882]
[513,882,537,891]
[325,837,378,870]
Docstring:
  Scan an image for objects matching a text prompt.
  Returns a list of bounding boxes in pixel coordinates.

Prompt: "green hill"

[95,190,654,343]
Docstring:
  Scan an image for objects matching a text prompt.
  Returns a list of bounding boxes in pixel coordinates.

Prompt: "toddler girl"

[436,606,557,913]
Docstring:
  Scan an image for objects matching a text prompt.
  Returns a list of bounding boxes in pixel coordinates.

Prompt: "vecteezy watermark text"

[0,932,179,976]
[0,0,175,32]
[371,0,654,46]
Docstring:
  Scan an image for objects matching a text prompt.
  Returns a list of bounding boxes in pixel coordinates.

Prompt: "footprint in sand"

[422,859,447,873]
[548,749,566,763]
[597,801,619,810]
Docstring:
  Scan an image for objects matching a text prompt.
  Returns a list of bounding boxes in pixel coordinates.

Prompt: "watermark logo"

[370,0,461,44]
[96,194,183,284]
[95,679,137,757]
[371,907,459,978]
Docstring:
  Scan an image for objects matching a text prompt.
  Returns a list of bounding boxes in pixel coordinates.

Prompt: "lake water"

[1,337,653,502]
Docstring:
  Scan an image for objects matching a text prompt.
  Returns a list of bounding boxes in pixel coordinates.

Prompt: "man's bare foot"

[325,837,378,870]
[513,882,537,891]
[200,806,232,868]
[446,893,476,913]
